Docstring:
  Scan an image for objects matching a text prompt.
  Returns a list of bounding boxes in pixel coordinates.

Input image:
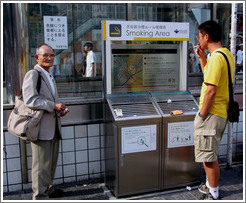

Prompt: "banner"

[103,20,189,41]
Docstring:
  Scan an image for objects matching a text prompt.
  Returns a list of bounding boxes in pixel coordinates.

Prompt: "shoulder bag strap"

[216,51,234,103]
[19,69,42,97]
[35,69,42,94]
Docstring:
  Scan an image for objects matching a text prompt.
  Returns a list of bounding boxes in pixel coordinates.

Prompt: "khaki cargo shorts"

[194,111,227,163]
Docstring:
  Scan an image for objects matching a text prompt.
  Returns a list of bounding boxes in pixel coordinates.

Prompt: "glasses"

[38,53,56,58]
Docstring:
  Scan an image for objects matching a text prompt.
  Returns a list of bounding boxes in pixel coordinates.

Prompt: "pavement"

[3,164,244,201]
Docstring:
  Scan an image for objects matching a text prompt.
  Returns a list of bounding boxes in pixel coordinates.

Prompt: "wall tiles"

[239,111,243,121]
[219,145,227,156]
[77,175,89,182]
[27,169,32,183]
[5,145,20,158]
[3,172,7,186]
[89,161,101,174]
[62,139,75,152]
[3,186,7,193]
[53,178,64,185]
[7,171,22,185]
[75,125,87,138]
[220,133,228,145]
[62,126,74,139]
[26,143,32,156]
[8,184,22,192]
[76,150,88,163]
[89,149,100,161]
[4,132,19,145]
[57,153,62,166]
[63,164,76,177]
[2,113,243,193]
[238,121,243,132]
[6,158,21,172]
[237,132,243,143]
[64,176,76,183]
[54,165,63,179]
[88,124,99,137]
[63,152,76,165]
[27,156,32,170]
[23,182,32,190]
[75,138,87,151]
[88,136,100,149]
[76,162,89,176]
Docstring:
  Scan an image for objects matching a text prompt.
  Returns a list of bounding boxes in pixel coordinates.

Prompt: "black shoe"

[48,189,65,198]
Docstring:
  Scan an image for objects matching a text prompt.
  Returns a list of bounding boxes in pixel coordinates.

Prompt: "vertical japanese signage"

[44,16,68,49]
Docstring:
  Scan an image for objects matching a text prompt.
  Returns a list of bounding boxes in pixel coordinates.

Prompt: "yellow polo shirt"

[199,48,235,118]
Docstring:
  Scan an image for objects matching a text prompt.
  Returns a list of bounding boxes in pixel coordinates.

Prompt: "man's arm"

[200,83,217,119]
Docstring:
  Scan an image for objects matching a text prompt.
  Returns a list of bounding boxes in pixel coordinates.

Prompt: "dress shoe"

[48,189,65,198]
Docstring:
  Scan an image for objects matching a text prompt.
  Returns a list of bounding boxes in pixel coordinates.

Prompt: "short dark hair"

[36,43,54,54]
[84,42,93,50]
[198,20,222,42]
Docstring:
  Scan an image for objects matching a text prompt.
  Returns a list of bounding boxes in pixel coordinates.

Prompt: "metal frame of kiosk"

[102,20,201,198]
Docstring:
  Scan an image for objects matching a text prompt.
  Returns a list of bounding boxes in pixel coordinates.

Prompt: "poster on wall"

[44,16,68,49]
[168,121,194,148]
[121,125,157,154]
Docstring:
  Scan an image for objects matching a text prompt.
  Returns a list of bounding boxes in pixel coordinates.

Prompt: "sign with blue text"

[103,20,189,41]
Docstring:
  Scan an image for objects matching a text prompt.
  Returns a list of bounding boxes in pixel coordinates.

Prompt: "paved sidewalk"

[3,164,244,201]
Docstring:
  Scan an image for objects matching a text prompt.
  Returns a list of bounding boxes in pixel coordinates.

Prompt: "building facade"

[2,2,244,193]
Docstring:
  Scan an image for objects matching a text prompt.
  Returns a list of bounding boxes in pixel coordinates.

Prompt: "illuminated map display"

[112,48,179,93]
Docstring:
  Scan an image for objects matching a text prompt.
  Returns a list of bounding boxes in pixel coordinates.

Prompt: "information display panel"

[111,44,179,94]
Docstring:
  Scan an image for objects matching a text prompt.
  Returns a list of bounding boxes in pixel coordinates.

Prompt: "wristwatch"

[199,112,207,120]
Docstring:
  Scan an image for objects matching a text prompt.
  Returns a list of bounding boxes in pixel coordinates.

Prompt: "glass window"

[3,3,241,105]
[27,3,127,102]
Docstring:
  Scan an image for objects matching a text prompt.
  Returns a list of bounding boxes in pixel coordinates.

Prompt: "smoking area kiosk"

[102,20,201,198]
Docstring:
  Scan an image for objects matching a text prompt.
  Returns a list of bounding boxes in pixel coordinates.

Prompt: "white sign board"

[168,121,194,148]
[122,125,157,154]
[103,20,189,41]
[44,16,68,49]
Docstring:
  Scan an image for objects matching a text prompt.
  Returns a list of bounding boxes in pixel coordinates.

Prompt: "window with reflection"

[28,3,126,101]
[3,3,240,105]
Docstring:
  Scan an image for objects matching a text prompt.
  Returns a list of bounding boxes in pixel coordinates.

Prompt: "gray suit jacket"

[22,65,62,140]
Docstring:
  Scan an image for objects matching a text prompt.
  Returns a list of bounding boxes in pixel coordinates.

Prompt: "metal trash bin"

[151,91,202,189]
[105,93,162,197]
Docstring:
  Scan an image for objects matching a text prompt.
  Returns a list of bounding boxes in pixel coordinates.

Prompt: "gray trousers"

[31,134,60,200]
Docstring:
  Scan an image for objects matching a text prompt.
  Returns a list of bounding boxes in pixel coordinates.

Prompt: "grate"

[109,95,150,105]
[154,94,195,102]
[159,101,198,114]
[112,103,158,117]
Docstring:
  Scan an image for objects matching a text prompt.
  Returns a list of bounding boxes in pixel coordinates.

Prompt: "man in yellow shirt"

[194,20,235,200]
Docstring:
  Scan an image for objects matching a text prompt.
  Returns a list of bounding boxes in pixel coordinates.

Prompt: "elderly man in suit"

[22,43,69,200]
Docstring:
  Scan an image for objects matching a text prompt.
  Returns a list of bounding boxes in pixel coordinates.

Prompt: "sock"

[206,178,211,188]
[209,186,219,199]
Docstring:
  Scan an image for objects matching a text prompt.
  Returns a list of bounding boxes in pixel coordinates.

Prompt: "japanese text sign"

[44,16,68,49]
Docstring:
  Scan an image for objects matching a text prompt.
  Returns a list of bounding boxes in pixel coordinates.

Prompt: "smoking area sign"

[44,16,68,49]
[104,20,189,41]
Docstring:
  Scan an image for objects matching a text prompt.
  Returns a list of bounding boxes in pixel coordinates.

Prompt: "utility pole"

[227,3,238,168]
